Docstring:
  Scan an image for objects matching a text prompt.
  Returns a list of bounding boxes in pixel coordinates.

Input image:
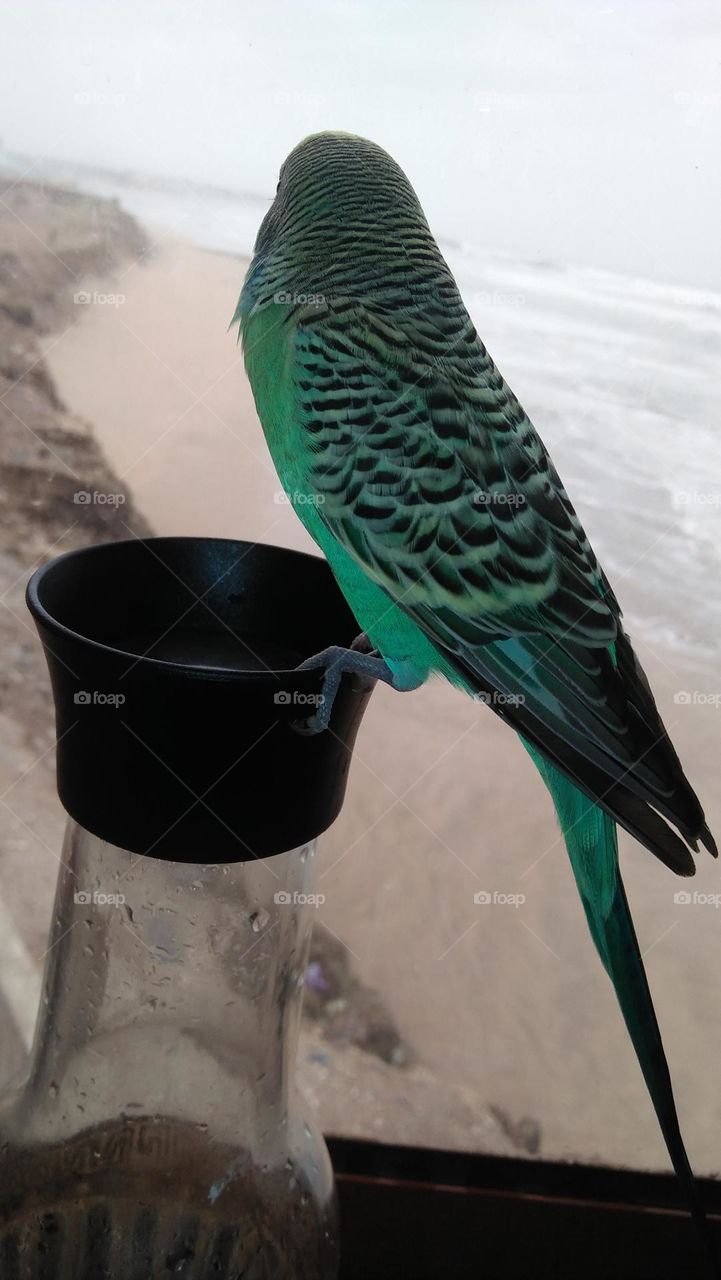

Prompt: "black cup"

[26,537,373,861]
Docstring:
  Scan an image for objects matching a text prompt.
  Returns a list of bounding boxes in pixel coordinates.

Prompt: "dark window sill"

[329,1137,721,1279]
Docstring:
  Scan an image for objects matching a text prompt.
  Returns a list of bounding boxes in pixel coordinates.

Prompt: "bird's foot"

[293,634,396,735]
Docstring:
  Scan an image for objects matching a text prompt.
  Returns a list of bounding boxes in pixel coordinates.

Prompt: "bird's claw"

[291,639,394,735]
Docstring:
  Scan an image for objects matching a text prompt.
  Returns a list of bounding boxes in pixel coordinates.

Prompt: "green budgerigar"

[236,132,717,1256]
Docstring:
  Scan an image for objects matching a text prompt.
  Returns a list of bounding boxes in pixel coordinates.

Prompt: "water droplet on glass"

[250,908,270,933]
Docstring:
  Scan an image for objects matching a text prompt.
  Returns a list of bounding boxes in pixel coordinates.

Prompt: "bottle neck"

[19,821,319,1144]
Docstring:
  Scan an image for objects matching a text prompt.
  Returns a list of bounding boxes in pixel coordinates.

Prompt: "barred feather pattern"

[238,132,715,871]
[242,134,614,643]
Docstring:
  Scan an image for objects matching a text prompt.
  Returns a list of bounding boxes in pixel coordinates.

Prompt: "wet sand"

[40,237,721,1174]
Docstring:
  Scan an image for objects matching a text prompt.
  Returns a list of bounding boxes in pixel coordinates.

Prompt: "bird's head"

[235,132,436,327]
[253,131,429,261]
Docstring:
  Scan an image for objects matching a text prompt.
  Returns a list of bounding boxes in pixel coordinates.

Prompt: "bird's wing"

[293,294,616,644]
[290,297,713,870]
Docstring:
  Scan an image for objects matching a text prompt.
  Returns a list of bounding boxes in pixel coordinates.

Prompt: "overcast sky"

[1,0,720,287]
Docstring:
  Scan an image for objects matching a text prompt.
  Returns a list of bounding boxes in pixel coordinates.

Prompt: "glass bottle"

[0,535,375,1280]
[0,821,336,1278]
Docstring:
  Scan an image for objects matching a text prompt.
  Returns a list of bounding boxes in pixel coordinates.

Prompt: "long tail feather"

[525,743,717,1273]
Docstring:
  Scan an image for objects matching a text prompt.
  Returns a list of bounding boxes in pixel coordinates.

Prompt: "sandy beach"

[3,181,721,1175]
